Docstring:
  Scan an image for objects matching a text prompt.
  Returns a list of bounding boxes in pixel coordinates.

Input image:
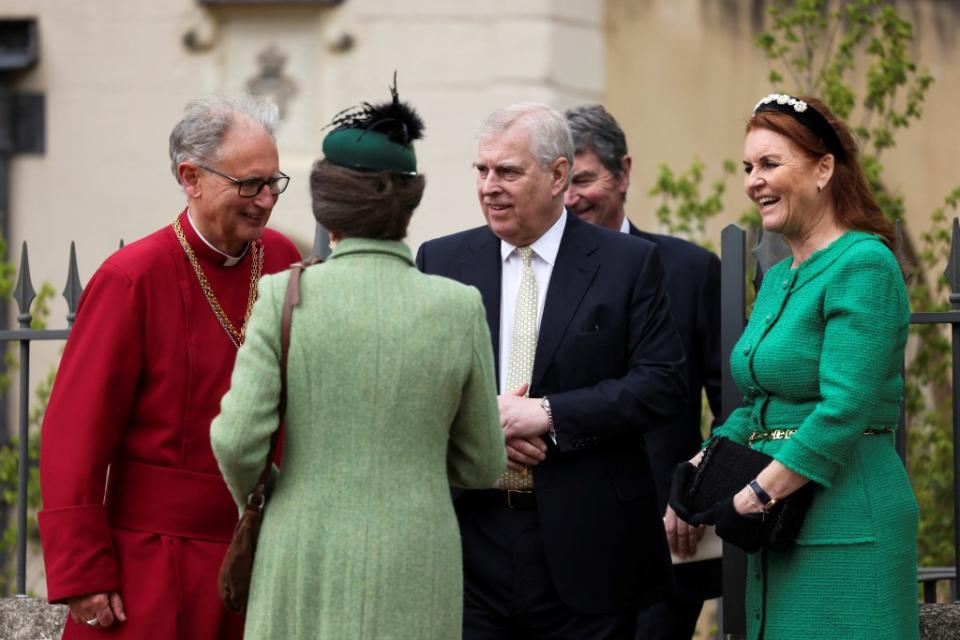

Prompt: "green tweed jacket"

[211,238,506,640]
[713,231,918,639]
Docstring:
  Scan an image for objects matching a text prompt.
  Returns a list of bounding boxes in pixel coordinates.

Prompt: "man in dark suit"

[416,102,687,638]
[565,104,723,640]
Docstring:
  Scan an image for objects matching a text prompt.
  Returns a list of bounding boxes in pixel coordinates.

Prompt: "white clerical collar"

[500,208,567,266]
[618,216,630,234]
[186,209,248,267]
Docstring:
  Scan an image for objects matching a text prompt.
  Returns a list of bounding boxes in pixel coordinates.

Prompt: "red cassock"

[38,210,301,639]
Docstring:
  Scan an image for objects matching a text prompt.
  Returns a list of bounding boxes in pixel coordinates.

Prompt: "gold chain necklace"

[172,218,264,348]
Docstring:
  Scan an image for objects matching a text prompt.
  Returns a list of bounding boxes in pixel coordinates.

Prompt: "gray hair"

[169,94,280,183]
[565,104,628,179]
[475,102,574,187]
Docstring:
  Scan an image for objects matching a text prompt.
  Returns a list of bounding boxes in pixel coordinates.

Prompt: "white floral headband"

[752,93,845,160]
[754,93,808,113]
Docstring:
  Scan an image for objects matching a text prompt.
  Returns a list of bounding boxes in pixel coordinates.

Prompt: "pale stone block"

[551,22,604,95]
[346,0,598,21]
[491,20,553,81]
[216,9,329,154]
[351,20,489,86]
[552,0,602,24]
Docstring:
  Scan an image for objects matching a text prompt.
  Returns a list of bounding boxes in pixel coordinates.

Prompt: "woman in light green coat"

[667,95,918,639]
[211,92,506,640]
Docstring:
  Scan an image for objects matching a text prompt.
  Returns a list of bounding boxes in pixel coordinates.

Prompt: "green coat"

[211,239,506,640]
[713,231,918,640]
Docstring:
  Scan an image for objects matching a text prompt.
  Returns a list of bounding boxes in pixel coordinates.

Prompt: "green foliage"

[652,0,958,573]
[647,158,735,252]
[0,235,16,301]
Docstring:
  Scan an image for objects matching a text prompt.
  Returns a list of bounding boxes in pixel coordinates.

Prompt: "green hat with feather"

[322,74,424,175]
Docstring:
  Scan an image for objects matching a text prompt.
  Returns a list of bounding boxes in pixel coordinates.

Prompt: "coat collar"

[177,208,251,269]
[772,230,880,292]
[328,238,416,266]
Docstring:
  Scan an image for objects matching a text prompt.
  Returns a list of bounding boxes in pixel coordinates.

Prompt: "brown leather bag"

[218,256,321,613]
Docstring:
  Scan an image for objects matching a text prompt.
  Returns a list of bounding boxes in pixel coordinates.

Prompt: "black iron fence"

[719,221,960,636]
[0,242,80,594]
[1,221,956,621]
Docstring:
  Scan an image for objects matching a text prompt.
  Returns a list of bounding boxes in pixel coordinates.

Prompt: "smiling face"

[179,115,281,255]
[475,125,568,246]
[564,149,630,231]
[742,127,834,242]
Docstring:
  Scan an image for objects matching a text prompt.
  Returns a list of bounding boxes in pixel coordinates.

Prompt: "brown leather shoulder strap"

[278,255,324,416]
[255,255,324,490]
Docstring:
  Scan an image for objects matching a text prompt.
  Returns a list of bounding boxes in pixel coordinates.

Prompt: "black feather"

[327,72,424,145]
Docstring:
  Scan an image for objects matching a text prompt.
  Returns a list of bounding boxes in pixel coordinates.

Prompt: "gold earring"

[329,239,338,251]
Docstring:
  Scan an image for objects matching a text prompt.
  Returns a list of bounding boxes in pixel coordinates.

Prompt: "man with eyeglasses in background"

[38,95,301,639]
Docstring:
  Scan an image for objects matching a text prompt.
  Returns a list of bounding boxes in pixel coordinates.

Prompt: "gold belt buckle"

[750,427,891,444]
[749,428,797,443]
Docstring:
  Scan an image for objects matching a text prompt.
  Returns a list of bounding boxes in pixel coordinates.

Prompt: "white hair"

[168,94,280,182]
[475,102,574,187]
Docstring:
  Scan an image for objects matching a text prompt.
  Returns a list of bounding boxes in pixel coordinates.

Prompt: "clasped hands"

[498,383,549,471]
[68,591,126,629]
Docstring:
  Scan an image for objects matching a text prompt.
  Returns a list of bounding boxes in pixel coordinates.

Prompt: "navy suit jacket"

[631,224,723,600]
[416,212,687,613]
[629,225,722,510]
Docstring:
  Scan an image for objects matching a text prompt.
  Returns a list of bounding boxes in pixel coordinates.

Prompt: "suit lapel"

[531,215,599,392]
[457,229,503,380]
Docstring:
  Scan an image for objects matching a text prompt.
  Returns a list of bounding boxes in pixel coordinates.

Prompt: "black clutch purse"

[669,436,816,551]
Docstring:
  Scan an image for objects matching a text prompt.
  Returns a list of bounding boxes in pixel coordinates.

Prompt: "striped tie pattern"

[497,246,537,491]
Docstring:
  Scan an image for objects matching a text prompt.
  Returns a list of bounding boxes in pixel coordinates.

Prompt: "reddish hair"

[745,96,895,250]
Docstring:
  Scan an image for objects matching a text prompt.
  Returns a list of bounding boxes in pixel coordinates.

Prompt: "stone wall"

[0,597,65,640]
[0,597,957,639]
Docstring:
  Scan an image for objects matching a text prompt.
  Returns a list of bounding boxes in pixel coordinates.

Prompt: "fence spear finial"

[12,242,36,329]
[63,241,84,326]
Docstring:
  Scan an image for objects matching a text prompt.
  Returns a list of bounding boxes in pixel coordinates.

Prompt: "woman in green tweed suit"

[211,92,506,639]
[669,95,918,639]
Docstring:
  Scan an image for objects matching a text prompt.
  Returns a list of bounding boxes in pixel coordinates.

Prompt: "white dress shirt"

[186,208,247,267]
[498,210,567,393]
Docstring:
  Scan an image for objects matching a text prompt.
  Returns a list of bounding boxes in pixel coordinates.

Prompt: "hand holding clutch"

[669,461,717,526]
[713,496,764,554]
[668,437,817,551]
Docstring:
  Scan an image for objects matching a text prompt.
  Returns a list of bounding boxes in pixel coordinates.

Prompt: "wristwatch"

[749,479,778,511]
[540,396,556,441]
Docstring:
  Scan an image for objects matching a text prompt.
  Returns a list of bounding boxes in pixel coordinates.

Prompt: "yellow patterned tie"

[498,246,537,491]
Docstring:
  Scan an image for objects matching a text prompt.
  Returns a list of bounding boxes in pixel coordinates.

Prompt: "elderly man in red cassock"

[38,95,302,639]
